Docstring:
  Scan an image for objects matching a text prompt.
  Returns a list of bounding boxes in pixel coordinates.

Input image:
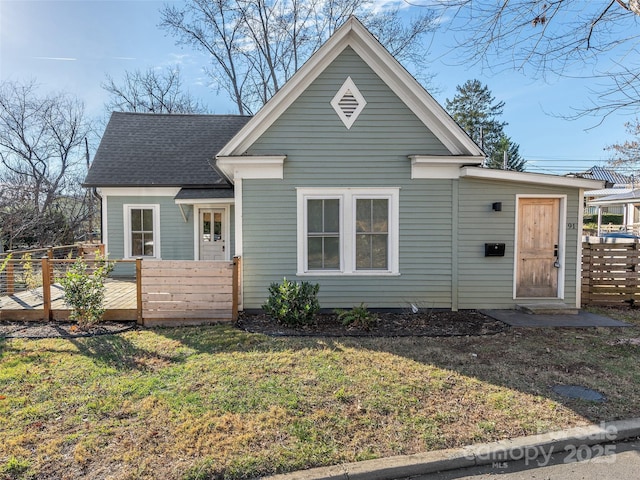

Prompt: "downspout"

[93,187,103,244]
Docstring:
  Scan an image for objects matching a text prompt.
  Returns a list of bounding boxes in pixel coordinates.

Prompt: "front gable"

[216,16,484,180]
[245,46,451,163]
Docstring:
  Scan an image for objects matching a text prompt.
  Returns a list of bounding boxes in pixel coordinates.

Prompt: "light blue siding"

[242,47,455,309]
[238,46,583,310]
[106,195,194,275]
[456,178,581,309]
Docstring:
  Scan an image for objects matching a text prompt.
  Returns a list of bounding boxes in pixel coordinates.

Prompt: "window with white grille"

[330,77,366,129]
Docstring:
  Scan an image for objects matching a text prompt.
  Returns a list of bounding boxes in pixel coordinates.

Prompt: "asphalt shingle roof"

[84,112,252,187]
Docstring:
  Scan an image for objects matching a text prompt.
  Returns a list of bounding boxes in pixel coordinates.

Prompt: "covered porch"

[587,189,640,236]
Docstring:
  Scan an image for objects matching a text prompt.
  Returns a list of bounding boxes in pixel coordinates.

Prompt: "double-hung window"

[307,198,341,270]
[124,204,160,258]
[297,188,399,275]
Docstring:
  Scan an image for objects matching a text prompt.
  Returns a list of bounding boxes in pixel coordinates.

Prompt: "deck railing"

[0,244,105,297]
[1,254,241,325]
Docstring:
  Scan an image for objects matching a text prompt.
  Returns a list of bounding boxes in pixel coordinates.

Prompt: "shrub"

[59,254,114,329]
[21,253,41,290]
[0,253,10,273]
[584,213,623,225]
[335,303,378,330]
[262,278,320,326]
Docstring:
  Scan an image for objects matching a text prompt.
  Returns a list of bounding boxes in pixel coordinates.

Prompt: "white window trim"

[123,204,161,259]
[297,187,399,276]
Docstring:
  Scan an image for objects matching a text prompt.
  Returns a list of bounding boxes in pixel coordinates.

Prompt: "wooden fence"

[140,258,240,326]
[582,242,640,306]
[0,254,240,325]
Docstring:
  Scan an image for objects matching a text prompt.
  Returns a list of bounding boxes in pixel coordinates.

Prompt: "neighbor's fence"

[582,242,640,306]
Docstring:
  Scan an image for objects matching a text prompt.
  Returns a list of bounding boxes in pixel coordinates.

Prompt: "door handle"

[554,244,558,257]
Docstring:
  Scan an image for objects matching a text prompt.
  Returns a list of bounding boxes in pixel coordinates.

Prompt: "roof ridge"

[110,111,253,119]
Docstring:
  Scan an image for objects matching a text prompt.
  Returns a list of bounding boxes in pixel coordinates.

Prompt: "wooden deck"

[0,279,137,322]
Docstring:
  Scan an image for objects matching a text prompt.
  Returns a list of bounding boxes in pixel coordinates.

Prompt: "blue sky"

[0,0,633,175]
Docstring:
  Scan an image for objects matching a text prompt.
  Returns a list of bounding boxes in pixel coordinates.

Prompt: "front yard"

[1,309,639,479]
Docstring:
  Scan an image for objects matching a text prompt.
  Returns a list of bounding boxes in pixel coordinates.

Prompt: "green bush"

[59,254,114,329]
[584,213,623,225]
[335,303,378,330]
[262,278,320,326]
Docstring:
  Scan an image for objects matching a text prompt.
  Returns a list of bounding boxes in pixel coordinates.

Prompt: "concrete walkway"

[480,309,631,327]
[265,418,640,480]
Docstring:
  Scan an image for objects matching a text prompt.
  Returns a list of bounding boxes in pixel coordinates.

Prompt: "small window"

[124,204,160,258]
[307,198,341,270]
[355,198,389,270]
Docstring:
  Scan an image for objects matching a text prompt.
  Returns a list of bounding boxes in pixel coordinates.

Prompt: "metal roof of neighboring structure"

[589,189,640,205]
[575,165,632,185]
[84,112,252,187]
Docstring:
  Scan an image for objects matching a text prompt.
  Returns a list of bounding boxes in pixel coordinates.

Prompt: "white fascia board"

[410,155,483,179]
[99,187,181,197]
[216,156,285,181]
[216,17,484,158]
[217,21,354,157]
[348,34,484,157]
[460,167,605,189]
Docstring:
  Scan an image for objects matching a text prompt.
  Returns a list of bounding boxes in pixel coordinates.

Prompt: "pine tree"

[487,135,526,172]
[445,79,507,160]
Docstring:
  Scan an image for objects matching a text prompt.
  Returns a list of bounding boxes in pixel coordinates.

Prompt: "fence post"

[41,257,52,321]
[581,243,590,306]
[136,258,143,325]
[232,256,240,321]
[6,260,14,295]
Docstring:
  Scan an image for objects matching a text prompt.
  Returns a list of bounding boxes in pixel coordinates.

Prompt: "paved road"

[405,440,640,479]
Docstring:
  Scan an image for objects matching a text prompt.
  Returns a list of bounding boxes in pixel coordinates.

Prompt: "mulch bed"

[0,321,136,339]
[236,310,509,337]
[0,310,508,339]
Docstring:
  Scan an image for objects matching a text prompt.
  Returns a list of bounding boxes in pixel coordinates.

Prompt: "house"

[575,166,633,224]
[84,17,602,312]
[588,189,640,236]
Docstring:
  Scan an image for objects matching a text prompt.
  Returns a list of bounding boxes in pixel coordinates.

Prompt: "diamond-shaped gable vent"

[331,77,366,129]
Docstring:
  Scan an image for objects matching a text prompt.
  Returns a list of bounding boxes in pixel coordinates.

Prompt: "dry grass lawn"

[1,307,639,479]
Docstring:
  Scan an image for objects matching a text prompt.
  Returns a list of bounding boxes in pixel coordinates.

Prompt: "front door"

[199,208,225,260]
[516,198,561,298]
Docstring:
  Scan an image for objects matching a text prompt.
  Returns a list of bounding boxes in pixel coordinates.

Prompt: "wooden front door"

[516,198,561,298]
[199,208,225,261]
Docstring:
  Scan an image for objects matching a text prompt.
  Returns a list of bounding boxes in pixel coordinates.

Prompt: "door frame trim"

[194,204,231,261]
[513,194,567,300]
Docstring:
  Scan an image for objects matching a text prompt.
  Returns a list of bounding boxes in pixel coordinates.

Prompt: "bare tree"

[0,80,93,248]
[431,0,640,119]
[160,0,437,115]
[102,66,207,114]
[606,118,640,174]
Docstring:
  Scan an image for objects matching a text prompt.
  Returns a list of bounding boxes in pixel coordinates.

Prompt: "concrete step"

[516,303,580,315]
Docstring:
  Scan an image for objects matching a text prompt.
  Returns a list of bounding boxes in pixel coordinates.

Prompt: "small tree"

[486,135,526,172]
[60,254,114,328]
